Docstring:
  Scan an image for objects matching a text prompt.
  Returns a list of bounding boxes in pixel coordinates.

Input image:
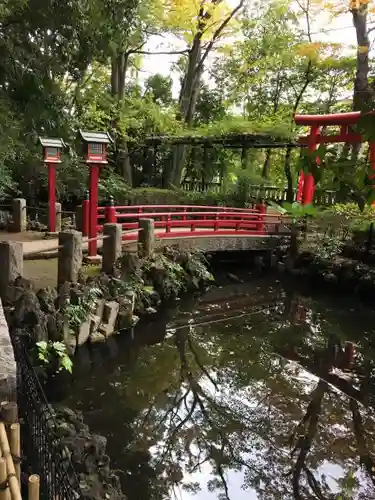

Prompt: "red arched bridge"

[78,202,291,257]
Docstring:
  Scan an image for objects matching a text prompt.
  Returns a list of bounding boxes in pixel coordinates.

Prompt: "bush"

[100,185,237,207]
[324,203,375,232]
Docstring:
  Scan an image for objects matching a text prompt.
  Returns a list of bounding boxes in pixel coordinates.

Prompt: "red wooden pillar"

[47,163,57,232]
[296,170,304,203]
[88,164,100,257]
[105,196,117,223]
[255,201,266,233]
[82,191,89,237]
[303,125,319,205]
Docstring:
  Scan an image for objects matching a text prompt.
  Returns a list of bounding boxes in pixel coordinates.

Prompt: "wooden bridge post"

[58,230,83,285]
[102,223,122,275]
[138,218,155,257]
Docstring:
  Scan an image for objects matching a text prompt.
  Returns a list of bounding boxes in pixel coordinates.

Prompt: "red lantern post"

[79,130,113,258]
[82,190,90,237]
[39,137,65,233]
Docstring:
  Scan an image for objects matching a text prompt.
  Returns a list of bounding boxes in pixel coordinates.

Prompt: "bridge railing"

[96,210,286,240]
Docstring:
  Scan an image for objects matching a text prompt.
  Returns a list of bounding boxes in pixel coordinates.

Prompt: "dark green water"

[62,276,375,500]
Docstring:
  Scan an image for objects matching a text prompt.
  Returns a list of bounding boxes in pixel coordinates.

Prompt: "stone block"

[102,223,122,275]
[138,218,155,257]
[94,299,106,319]
[0,241,23,297]
[76,205,83,232]
[98,301,119,338]
[55,202,62,232]
[12,198,26,233]
[58,230,83,285]
[89,315,102,335]
[0,299,16,401]
[77,321,90,347]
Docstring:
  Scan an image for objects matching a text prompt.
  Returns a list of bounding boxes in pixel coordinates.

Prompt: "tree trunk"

[179,35,202,123]
[170,36,203,187]
[262,149,272,179]
[111,57,118,96]
[352,2,372,112]
[284,146,294,202]
[111,51,132,185]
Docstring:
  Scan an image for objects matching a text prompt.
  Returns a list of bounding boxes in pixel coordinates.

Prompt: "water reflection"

[63,280,375,500]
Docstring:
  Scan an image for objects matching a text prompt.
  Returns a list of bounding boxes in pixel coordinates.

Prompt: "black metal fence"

[11,334,83,500]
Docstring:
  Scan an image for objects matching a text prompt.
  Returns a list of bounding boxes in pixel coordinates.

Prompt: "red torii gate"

[294,111,375,204]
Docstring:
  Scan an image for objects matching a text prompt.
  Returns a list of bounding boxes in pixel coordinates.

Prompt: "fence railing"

[179,183,338,205]
[181,181,221,192]
[11,334,83,500]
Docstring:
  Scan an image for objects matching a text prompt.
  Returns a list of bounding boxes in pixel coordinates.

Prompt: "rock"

[37,288,57,314]
[119,252,140,277]
[277,262,285,273]
[116,312,133,331]
[323,272,337,284]
[90,434,107,457]
[3,286,28,306]
[13,276,33,290]
[13,290,48,341]
[56,422,76,438]
[145,307,157,315]
[131,315,140,327]
[269,253,278,269]
[227,273,242,283]
[117,295,134,317]
[47,314,60,341]
[53,406,127,499]
[90,330,107,344]
[253,255,264,271]
[284,256,294,272]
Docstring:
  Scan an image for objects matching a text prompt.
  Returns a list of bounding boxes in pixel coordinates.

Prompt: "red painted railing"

[85,203,285,256]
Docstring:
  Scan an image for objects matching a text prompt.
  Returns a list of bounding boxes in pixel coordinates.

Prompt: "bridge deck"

[14,225,286,259]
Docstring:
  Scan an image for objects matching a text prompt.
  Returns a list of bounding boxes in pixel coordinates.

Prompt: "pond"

[61,275,375,500]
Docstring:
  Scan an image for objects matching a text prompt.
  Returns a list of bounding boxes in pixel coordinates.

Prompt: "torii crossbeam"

[294,111,375,204]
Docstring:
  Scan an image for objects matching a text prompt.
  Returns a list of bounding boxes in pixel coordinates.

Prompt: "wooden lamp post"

[79,130,113,258]
[39,137,65,233]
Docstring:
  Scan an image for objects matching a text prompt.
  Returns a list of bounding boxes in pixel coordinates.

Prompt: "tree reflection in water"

[66,284,375,500]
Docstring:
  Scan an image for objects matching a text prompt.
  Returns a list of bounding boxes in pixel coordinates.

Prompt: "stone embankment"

[54,407,126,500]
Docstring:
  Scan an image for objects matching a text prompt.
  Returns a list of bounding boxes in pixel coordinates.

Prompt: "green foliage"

[144,74,174,107]
[99,172,131,202]
[283,202,319,222]
[324,202,375,231]
[64,287,102,329]
[0,0,368,199]
[310,233,344,261]
[35,341,73,374]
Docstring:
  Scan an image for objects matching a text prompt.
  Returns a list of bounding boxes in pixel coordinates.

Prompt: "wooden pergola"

[129,132,304,189]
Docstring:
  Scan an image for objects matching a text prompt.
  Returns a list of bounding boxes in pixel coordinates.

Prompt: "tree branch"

[195,0,245,78]
[129,49,190,56]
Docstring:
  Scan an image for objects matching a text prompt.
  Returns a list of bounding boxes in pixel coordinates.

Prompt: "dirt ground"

[24,259,58,289]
